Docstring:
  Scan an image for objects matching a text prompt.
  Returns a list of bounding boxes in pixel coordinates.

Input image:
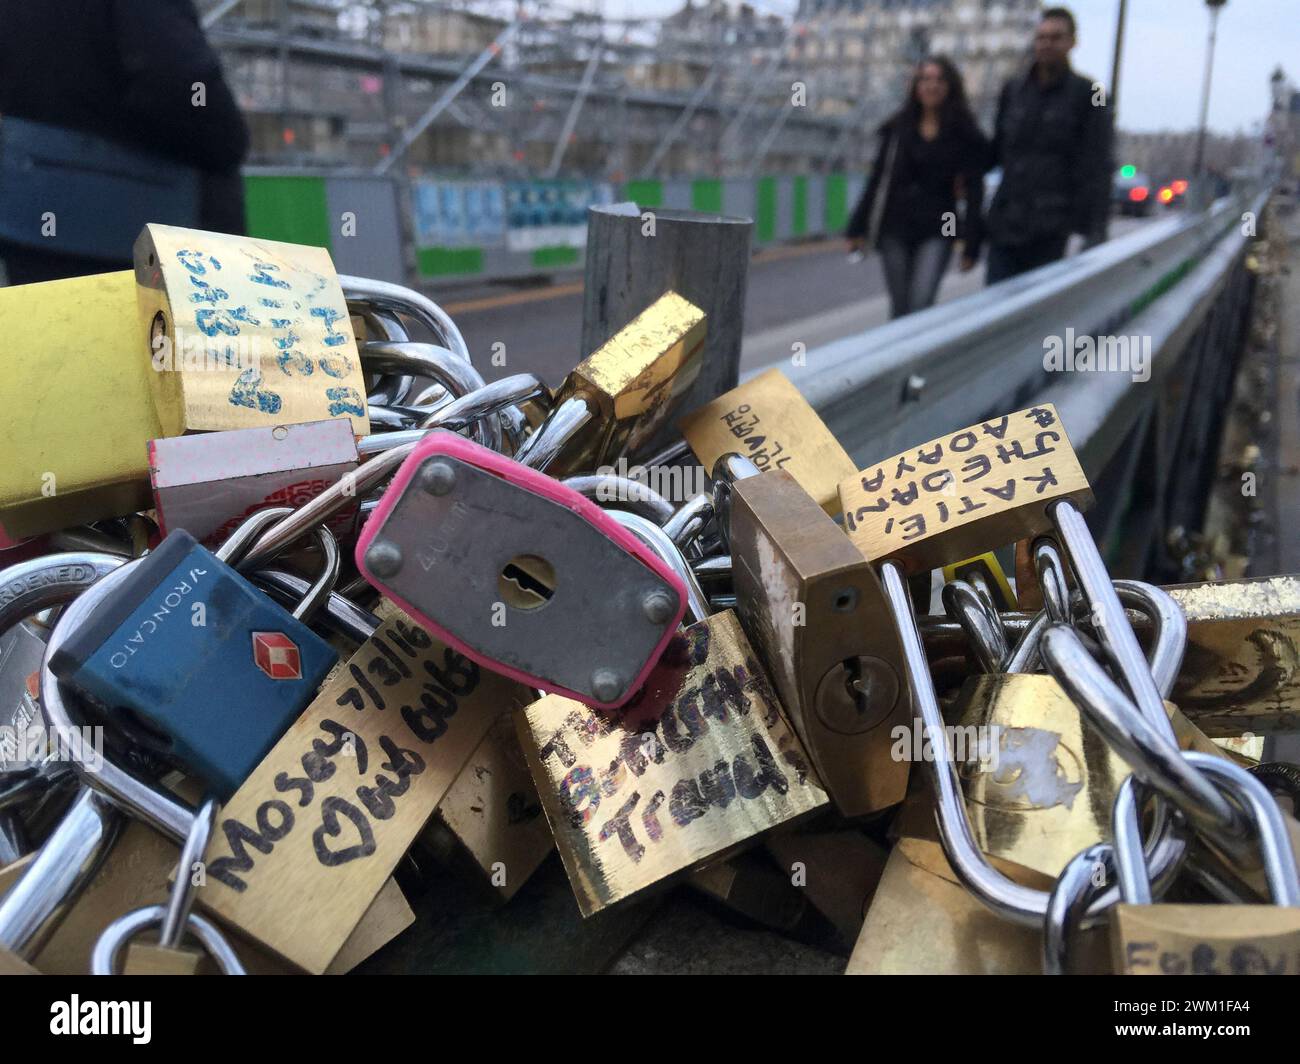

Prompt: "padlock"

[513,291,706,474]
[1163,575,1300,736]
[0,271,162,540]
[834,405,1188,928]
[678,367,857,514]
[728,467,911,816]
[946,673,1131,881]
[416,714,553,902]
[194,604,532,974]
[1109,753,1300,975]
[148,418,360,545]
[133,223,371,437]
[765,827,889,948]
[355,431,688,709]
[516,515,828,917]
[111,799,229,975]
[46,527,339,799]
[838,404,1094,576]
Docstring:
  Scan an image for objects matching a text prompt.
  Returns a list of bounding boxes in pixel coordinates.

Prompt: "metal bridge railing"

[788,184,1268,578]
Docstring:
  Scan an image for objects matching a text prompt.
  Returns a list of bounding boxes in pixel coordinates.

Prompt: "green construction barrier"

[824,174,849,233]
[417,247,485,277]
[243,175,332,250]
[792,176,808,236]
[532,246,580,269]
[622,179,664,208]
[691,179,723,214]
[755,177,777,243]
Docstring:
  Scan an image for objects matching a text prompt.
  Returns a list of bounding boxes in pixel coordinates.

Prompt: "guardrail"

[788,185,1266,580]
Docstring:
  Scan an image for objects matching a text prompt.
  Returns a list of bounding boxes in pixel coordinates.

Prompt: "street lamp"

[1193,0,1228,177]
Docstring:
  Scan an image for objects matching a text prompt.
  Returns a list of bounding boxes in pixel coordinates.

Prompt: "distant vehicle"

[1156,179,1189,208]
[1113,167,1154,217]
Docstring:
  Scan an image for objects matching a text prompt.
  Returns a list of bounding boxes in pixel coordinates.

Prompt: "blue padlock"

[49,528,338,799]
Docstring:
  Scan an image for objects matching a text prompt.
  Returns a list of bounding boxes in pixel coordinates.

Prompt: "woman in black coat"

[847,56,990,319]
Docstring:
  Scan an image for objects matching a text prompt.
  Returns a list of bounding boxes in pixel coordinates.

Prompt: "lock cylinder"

[48,529,338,799]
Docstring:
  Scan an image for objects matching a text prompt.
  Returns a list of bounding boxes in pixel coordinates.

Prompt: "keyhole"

[498,554,557,610]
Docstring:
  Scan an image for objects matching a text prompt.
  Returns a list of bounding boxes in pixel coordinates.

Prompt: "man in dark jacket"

[984,7,1112,283]
[0,0,250,284]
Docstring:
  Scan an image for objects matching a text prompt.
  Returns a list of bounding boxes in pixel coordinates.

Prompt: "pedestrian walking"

[846,56,990,319]
[984,6,1113,283]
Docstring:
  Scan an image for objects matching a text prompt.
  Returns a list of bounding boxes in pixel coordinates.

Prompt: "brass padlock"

[196,609,532,973]
[948,673,1130,881]
[517,514,827,916]
[729,468,911,816]
[1110,753,1300,975]
[677,367,857,514]
[417,715,553,902]
[1165,575,1300,736]
[518,607,828,916]
[134,224,371,438]
[514,291,706,474]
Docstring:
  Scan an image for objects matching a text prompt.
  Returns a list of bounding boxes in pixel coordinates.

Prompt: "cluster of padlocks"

[0,224,1296,976]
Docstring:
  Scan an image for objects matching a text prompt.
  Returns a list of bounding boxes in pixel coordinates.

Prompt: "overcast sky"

[595,0,1294,134]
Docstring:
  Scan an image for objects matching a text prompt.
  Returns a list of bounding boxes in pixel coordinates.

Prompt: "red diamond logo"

[252,632,302,680]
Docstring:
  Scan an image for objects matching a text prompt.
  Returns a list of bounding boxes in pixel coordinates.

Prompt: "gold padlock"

[0,271,162,539]
[134,224,371,438]
[1110,754,1300,975]
[677,367,856,514]
[948,673,1130,881]
[517,608,828,916]
[197,610,530,973]
[729,468,911,816]
[516,291,706,475]
[1165,575,1300,736]
[838,404,1093,575]
[417,714,553,902]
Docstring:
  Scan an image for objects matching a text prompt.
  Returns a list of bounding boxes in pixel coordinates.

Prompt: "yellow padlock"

[0,271,161,539]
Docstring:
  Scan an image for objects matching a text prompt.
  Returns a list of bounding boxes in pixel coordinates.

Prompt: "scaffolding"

[204,0,1039,179]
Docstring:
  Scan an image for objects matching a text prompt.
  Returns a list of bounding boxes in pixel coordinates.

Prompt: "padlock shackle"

[607,509,710,624]
[1048,501,1175,742]
[1040,624,1252,862]
[940,580,1007,673]
[0,787,121,958]
[91,902,245,976]
[250,569,380,644]
[40,562,196,844]
[355,305,415,408]
[340,275,469,365]
[512,394,593,472]
[361,339,497,450]
[1043,842,1114,975]
[562,475,676,525]
[160,798,218,950]
[709,452,760,554]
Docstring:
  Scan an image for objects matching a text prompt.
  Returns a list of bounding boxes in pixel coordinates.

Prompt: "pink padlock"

[356,431,687,709]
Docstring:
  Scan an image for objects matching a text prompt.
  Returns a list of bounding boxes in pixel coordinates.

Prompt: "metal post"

[1109,0,1128,120]
[1194,1,1228,177]
[581,203,753,459]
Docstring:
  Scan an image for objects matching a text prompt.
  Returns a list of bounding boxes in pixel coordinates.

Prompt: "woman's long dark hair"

[887,55,979,137]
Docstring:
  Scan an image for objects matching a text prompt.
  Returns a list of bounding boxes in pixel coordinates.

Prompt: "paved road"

[424,217,1151,389]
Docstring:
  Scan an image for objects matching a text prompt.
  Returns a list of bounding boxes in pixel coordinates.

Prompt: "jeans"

[984,234,1069,285]
[878,236,953,319]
